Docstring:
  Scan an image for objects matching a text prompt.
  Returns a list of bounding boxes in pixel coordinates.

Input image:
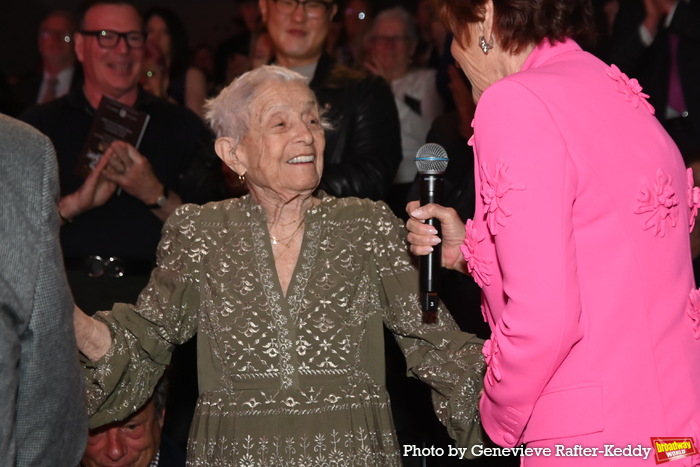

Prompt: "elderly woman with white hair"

[73,65,484,465]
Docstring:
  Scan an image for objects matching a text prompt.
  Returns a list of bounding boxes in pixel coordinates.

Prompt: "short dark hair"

[77,0,141,29]
[431,0,596,54]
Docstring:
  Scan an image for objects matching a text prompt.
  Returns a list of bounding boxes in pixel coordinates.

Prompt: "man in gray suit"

[0,114,87,466]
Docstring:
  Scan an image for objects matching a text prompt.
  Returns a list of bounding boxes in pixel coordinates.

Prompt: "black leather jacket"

[310,53,402,201]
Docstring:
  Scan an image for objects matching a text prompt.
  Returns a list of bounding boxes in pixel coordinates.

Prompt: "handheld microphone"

[415,143,448,323]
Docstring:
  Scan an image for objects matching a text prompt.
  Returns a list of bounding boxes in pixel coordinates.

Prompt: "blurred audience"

[608,0,700,158]
[144,7,208,117]
[12,10,82,113]
[191,42,216,95]
[412,0,444,68]
[364,6,444,217]
[327,0,373,68]
[140,40,171,100]
[214,0,261,88]
[250,26,274,70]
[260,0,401,201]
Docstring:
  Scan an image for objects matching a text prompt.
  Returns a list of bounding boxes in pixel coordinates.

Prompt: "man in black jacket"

[259,0,401,201]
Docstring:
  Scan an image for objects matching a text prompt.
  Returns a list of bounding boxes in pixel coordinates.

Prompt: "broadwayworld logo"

[651,437,698,464]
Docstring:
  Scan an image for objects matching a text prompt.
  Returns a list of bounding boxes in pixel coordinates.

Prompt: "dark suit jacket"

[0,114,87,466]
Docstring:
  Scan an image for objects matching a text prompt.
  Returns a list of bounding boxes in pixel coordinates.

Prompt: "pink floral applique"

[480,160,525,235]
[460,219,493,288]
[606,64,655,115]
[483,337,502,387]
[635,169,680,237]
[688,289,700,339]
[687,168,700,232]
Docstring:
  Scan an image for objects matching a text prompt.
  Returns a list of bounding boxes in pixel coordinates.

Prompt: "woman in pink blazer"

[407,0,700,465]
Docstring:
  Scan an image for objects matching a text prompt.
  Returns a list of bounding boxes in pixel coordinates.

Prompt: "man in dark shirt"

[21,0,222,313]
[259,0,402,201]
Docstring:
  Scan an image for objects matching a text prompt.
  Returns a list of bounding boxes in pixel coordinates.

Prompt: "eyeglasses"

[271,0,334,18]
[79,29,146,49]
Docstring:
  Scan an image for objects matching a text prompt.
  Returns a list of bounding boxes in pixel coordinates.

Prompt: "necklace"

[267,216,302,228]
[270,218,304,247]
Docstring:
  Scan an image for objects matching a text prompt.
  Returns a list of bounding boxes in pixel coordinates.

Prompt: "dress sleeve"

[83,205,203,428]
[370,201,486,455]
[474,80,582,446]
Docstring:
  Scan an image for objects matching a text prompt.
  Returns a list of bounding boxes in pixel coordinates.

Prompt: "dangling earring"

[479,35,494,55]
[238,172,246,184]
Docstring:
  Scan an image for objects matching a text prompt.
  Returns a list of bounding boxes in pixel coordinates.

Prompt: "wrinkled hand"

[73,304,111,362]
[59,148,118,219]
[102,140,163,204]
[405,200,468,273]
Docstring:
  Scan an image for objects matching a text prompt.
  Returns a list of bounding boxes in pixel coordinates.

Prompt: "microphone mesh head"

[415,143,448,174]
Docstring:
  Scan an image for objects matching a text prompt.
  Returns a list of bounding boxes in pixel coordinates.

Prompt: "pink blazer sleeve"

[473,79,583,446]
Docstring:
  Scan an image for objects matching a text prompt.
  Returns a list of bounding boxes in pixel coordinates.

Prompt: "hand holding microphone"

[414,143,448,322]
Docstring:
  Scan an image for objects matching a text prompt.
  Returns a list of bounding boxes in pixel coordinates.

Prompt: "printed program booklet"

[75,96,150,177]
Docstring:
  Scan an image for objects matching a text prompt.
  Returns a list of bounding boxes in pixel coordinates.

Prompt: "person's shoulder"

[0,113,52,160]
[1,113,46,140]
[169,197,256,228]
[321,194,396,222]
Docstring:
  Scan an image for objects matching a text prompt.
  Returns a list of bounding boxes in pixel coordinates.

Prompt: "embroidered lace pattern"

[83,194,485,465]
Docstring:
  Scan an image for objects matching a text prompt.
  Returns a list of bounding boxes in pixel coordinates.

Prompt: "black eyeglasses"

[271,0,334,18]
[79,29,146,49]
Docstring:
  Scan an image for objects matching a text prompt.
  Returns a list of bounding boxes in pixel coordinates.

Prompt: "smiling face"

[224,80,325,199]
[367,15,415,79]
[75,3,144,107]
[259,0,338,68]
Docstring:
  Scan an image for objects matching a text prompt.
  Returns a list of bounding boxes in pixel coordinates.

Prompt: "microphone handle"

[419,173,443,322]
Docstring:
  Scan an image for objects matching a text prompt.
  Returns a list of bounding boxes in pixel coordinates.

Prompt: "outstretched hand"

[405,200,469,274]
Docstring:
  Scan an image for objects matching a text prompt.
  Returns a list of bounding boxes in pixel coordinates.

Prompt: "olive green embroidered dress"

[83,194,484,466]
